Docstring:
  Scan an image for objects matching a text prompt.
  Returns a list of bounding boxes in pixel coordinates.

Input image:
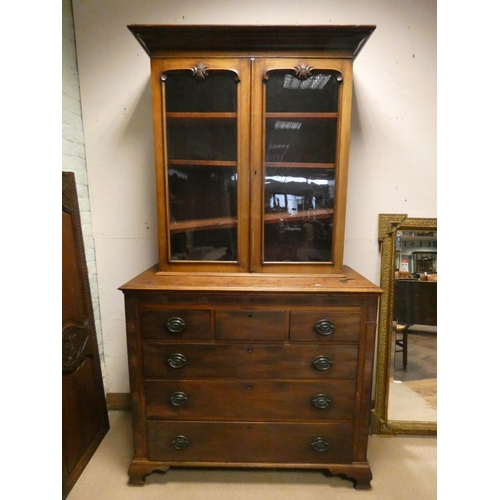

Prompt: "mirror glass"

[388,229,437,422]
[371,215,437,435]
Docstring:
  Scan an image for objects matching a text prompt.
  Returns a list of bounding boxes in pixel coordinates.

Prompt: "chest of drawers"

[120,266,380,489]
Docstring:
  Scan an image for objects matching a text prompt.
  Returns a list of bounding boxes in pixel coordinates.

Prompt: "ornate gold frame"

[370,214,437,435]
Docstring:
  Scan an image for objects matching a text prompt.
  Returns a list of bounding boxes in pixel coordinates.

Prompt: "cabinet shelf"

[266,112,338,119]
[170,216,237,234]
[264,209,333,224]
[265,162,335,169]
[166,110,338,123]
[169,160,237,167]
[170,160,333,169]
[170,209,333,234]
[166,112,236,121]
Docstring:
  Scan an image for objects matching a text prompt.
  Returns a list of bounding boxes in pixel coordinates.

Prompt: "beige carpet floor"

[404,378,437,409]
[67,411,437,500]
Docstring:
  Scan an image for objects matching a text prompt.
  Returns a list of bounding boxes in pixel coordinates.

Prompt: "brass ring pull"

[166,317,186,333]
[167,353,187,369]
[313,355,332,371]
[169,391,188,406]
[315,319,335,336]
[171,435,190,450]
[311,437,329,452]
[312,394,332,409]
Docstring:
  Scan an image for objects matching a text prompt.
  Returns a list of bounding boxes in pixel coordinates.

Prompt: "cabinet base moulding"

[127,459,372,490]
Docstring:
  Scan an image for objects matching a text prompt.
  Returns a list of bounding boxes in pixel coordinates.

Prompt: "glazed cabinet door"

[250,58,353,274]
[150,55,354,275]
[151,58,251,272]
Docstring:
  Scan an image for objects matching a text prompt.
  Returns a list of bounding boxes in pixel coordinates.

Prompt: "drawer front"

[147,421,354,464]
[215,310,286,340]
[290,310,361,342]
[145,379,356,421]
[140,308,211,340]
[143,343,358,380]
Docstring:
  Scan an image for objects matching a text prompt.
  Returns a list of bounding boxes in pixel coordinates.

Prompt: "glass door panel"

[264,167,334,262]
[164,69,238,262]
[263,69,340,263]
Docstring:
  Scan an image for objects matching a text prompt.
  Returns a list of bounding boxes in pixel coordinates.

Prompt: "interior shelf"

[166,112,237,120]
[169,209,333,234]
[265,162,335,169]
[169,160,237,167]
[265,112,338,119]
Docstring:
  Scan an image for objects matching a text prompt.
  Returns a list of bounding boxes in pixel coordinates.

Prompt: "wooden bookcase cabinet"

[121,25,380,490]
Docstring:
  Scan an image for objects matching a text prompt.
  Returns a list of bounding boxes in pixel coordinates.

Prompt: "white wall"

[62,0,105,373]
[71,0,437,394]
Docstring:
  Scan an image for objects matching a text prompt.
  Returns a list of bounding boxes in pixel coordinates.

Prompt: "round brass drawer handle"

[171,435,190,450]
[166,317,186,334]
[313,355,333,371]
[167,353,187,369]
[311,437,329,452]
[312,394,332,409]
[169,391,189,406]
[315,319,335,336]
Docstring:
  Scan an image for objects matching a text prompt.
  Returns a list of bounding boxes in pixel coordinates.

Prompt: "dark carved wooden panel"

[62,171,109,499]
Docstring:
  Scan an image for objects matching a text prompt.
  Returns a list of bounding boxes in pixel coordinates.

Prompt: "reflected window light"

[283,74,332,90]
[275,121,302,130]
[266,175,332,186]
[168,169,188,180]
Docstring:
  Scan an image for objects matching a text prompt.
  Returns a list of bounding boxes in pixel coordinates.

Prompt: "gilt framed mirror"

[371,214,437,435]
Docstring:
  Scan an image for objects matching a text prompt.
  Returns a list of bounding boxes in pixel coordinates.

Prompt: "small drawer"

[147,421,354,464]
[140,308,211,340]
[290,310,361,342]
[215,310,286,340]
[145,379,356,421]
[142,343,358,379]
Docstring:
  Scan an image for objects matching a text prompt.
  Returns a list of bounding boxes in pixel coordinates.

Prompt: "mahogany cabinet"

[121,25,380,489]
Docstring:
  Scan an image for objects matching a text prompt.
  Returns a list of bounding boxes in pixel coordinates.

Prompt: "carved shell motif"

[191,63,209,80]
[293,63,314,81]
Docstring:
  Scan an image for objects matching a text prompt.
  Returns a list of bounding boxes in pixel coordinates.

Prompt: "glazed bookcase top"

[128,24,376,274]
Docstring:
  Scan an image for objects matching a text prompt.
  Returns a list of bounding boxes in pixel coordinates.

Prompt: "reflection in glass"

[164,70,238,262]
[168,166,237,261]
[265,119,336,164]
[266,72,339,112]
[388,230,437,423]
[263,71,339,263]
[395,230,437,275]
[167,120,236,162]
[264,169,334,262]
[165,72,236,112]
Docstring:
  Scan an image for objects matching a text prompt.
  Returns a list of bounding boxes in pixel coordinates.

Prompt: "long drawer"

[147,421,354,464]
[142,343,359,379]
[144,379,356,421]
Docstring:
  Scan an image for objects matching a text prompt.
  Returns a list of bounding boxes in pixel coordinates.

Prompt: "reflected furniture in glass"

[120,25,381,489]
[394,279,437,369]
[395,280,437,328]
